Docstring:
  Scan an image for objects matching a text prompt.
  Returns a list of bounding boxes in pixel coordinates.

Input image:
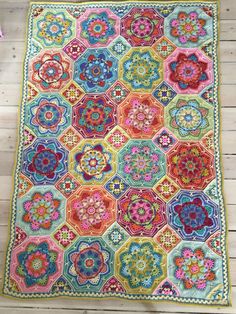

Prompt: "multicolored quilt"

[2,0,230,306]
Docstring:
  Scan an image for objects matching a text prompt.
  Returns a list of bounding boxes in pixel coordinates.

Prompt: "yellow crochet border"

[1,0,232,307]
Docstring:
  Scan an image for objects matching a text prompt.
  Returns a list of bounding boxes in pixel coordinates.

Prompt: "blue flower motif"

[81,11,116,45]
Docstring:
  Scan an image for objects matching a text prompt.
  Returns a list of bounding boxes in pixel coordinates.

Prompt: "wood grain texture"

[0,1,235,313]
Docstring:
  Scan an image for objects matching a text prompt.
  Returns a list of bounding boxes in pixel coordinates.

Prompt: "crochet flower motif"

[174,247,216,290]
[170,11,207,44]
[169,53,208,91]
[72,95,116,138]
[117,189,166,237]
[127,101,155,131]
[23,139,67,185]
[119,95,163,139]
[37,12,72,46]
[80,11,117,46]
[174,198,213,234]
[119,241,164,290]
[118,141,165,187]
[23,192,61,231]
[29,96,70,136]
[16,241,58,287]
[167,142,215,189]
[31,52,71,91]
[68,240,111,286]
[169,99,209,137]
[121,8,164,47]
[74,50,117,92]
[121,50,161,91]
[75,144,112,181]
[72,192,110,230]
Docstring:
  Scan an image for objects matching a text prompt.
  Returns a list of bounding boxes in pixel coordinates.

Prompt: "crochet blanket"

[2,0,230,306]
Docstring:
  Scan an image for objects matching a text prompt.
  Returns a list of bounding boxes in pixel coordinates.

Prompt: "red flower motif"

[31,52,71,91]
[167,142,215,189]
[169,53,208,90]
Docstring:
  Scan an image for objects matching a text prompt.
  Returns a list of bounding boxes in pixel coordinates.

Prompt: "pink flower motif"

[182,248,193,258]
[74,193,109,230]
[124,165,132,174]
[196,280,207,290]
[151,154,159,162]
[144,174,152,181]
[132,173,141,181]
[175,268,185,279]
[204,259,215,268]
[131,146,140,154]
[189,12,198,19]
[143,146,150,154]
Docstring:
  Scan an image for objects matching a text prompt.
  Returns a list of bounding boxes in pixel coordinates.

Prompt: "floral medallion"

[69,140,116,185]
[165,7,212,47]
[168,191,219,241]
[22,139,68,185]
[118,140,165,188]
[165,96,213,139]
[26,95,71,137]
[116,238,167,293]
[64,238,113,291]
[78,9,119,47]
[118,94,164,139]
[167,141,215,189]
[35,10,74,47]
[72,94,116,138]
[67,186,116,236]
[169,242,223,298]
[120,48,163,92]
[10,237,63,292]
[74,48,118,93]
[30,51,72,91]
[121,8,164,47]
[117,189,166,237]
[17,186,65,235]
[165,49,213,94]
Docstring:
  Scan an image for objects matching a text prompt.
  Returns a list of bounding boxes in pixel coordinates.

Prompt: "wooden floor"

[0,0,236,313]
